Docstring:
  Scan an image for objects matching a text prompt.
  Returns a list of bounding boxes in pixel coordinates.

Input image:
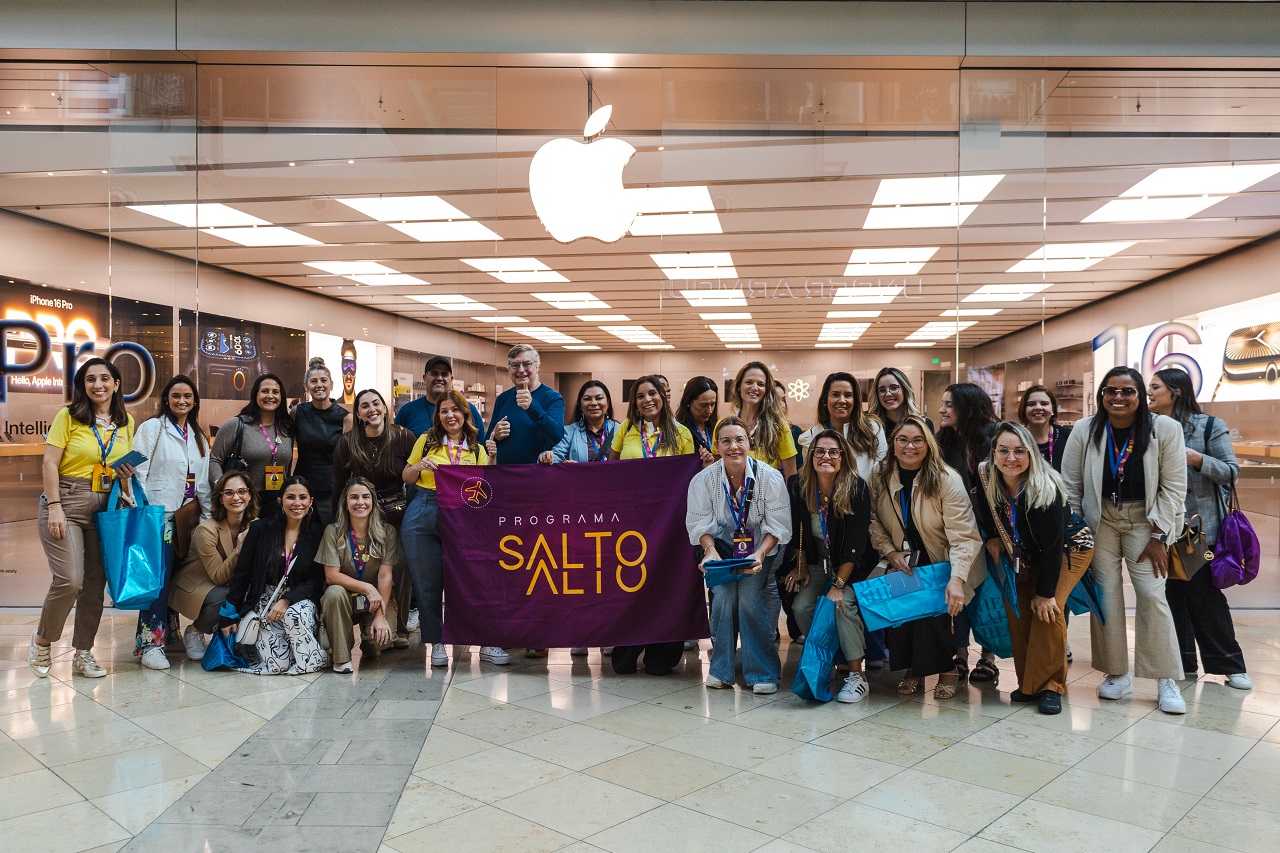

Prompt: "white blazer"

[133,416,213,517]
[1061,414,1187,544]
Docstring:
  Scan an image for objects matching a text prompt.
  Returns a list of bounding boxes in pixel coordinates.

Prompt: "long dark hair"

[571,380,615,424]
[676,376,718,426]
[267,475,317,553]
[238,373,295,436]
[937,382,997,474]
[159,374,209,455]
[1154,368,1202,426]
[346,389,407,478]
[626,375,681,457]
[67,357,128,427]
[211,470,259,526]
[816,371,879,459]
[1089,366,1152,459]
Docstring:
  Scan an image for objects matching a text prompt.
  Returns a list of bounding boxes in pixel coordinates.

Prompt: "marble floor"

[1,612,1279,853]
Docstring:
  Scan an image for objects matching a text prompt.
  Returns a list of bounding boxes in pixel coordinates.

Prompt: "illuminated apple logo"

[529,105,637,244]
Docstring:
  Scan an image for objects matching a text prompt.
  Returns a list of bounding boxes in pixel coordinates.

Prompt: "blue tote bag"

[791,595,840,702]
[852,562,952,632]
[965,574,1014,659]
[95,477,166,610]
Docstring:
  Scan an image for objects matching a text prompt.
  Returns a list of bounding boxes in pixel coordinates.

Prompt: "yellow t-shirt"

[407,435,488,490]
[611,420,695,460]
[46,408,136,479]
[748,419,798,466]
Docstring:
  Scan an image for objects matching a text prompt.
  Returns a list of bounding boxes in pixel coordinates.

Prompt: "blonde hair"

[867,367,925,424]
[423,390,482,458]
[982,422,1065,511]
[799,428,865,517]
[877,415,950,500]
[730,362,788,467]
[331,476,396,561]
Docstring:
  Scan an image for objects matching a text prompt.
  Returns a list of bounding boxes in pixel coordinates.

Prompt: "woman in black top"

[292,357,348,524]
[222,476,328,675]
[974,423,1074,714]
[1018,385,1071,472]
[676,375,719,467]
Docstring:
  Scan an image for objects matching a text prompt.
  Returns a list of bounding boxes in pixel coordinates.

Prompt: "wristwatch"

[832,577,847,590]
[1150,532,1165,543]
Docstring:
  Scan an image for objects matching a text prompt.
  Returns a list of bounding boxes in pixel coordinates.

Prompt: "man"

[395,356,486,438]
[486,344,565,464]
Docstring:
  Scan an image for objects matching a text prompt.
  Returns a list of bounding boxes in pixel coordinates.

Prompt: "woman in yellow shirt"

[30,358,137,680]
[730,362,798,479]
[608,375,696,676]
[400,391,502,668]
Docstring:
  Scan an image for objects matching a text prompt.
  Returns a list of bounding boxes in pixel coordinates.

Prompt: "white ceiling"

[2,60,1279,352]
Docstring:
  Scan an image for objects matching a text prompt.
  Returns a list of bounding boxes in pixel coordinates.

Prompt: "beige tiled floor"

[2,611,1280,853]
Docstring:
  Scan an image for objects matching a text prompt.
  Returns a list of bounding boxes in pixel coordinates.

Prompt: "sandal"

[953,657,969,682]
[934,676,958,700]
[897,675,920,695]
[970,658,999,684]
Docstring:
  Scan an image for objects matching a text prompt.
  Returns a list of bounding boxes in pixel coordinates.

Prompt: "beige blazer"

[868,465,986,605]
[170,519,239,620]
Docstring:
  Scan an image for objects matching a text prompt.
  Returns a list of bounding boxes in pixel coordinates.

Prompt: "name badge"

[91,463,114,493]
[350,593,371,614]
[733,526,755,559]
[1012,544,1023,574]
[264,465,285,491]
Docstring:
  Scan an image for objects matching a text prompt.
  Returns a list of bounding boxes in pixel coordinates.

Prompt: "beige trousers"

[37,477,110,650]
[1090,501,1184,680]
[321,583,396,665]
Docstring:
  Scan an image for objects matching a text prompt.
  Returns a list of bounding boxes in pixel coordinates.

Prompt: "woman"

[29,358,137,679]
[938,382,1001,684]
[1018,385,1072,472]
[540,380,619,465]
[785,429,875,703]
[729,362,798,479]
[1062,367,1188,714]
[402,390,499,667]
[868,417,983,699]
[867,367,933,435]
[221,476,328,675]
[974,423,1076,715]
[132,375,213,670]
[318,477,399,673]
[687,417,792,693]
[171,471,258,660]
[334,388,418,648]
[798,372,888,480]
[609,376,697,676]
[293,357,349,524]
[209,373,295,517]
[676,375,719,467]
[1149,368,1250,690]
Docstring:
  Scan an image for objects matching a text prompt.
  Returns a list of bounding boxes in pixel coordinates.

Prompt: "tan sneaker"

[72,649,107,678]
[28,630,50,678]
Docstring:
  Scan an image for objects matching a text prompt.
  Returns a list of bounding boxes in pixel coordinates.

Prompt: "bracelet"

[832,577,847,589]
[46,501,61,506]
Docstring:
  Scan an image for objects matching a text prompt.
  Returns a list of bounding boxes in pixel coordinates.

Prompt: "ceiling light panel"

[1121,164,1280,198]
[577,314,630,322]
[863,205,978,230]
[940,308,1002,317]
[511,326,584,345]
[680,289,747,308]
[871,174,1006,206]
[906,320,978,341]
[1007,242,1134,273]
[843,247,939,276]
[532,292,610,310]
[305,261,398,276]
[629,213,722,236]
[832,285,902,305]
[639,344,675,350]
[630,186,716,214]
[462,258,568,284]
[700,312,752,320]
[895,342,936,348]
[817,322,871,342]
[129,203,266,228]
[406,294,494,311]
[827,310,882,318]
[815,343,854,349]
[1083,196,1225,223]
[202,227,322,247]
[709,324,760,343]
[962,283,1052,303]
[335,195,467,221]
[563,345,601,351]
[390,221,502,242]
[474,316,527,323]
[346,274,426,286]
[600,325,665,345]
[651,252,737,279]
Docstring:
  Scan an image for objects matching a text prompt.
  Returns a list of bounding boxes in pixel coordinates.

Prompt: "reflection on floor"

[1,612,1279,853]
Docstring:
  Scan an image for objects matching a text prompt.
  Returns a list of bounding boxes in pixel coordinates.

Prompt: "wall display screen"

[178,309,308,402]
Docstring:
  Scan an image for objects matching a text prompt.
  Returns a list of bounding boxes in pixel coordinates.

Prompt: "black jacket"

[224,514,326,623]
[974,487,1068,599]
[788,477,876,583]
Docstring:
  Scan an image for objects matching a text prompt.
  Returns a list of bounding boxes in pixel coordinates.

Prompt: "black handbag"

[1169,514,1213,581]
[223,419,250,474]
[377,485,408,527]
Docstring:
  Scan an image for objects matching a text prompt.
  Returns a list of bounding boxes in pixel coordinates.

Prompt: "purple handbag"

[1210,479,1260,589]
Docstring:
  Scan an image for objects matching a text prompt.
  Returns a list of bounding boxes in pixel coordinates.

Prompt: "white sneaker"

[1226,673,1253,690]
[72,649,107,678]
[28,630,50,678]
[430,644,449,667]
[837,672,870,704]
[406,609,421,633]
[706,674,729,689]
[332,661,353,673]
[140,647,170,671]
[570,648,588,656]
[1097,673,1133,700]
[182,626,207,661]
[479,646,511,665]
[752,682,778,695]
[1158,677,1187,714]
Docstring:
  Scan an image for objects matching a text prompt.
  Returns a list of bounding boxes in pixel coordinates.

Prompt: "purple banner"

[436,456,709,648]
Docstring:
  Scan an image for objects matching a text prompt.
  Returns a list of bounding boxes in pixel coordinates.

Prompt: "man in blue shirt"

[486,344,565,464]
[394,356,485,438]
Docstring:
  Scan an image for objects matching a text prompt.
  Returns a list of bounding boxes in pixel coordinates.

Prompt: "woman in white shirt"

[798,371,887,481]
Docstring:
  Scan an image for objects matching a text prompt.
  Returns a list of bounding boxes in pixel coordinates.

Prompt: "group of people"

[28,349,1253,717]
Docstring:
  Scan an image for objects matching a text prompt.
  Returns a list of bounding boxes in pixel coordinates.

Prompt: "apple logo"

[529,105,637,244]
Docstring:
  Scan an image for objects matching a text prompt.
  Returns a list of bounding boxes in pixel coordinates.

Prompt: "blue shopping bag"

[986,552,1020,618]
[1066,568,1106,625]
[852,562,952,632]
[702,558,758,589]
[202,630,253,672]
[791,595,840,702]
[95,477,166,610]
[965,575,1014,659]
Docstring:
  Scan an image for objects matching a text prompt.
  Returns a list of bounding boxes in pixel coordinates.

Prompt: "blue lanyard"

[723,462,754,529]
[1105,422,1135,482]
[639,422,660,458]
[815,485,830,548]
[169,417,189,443]
[585,424,612,461]
[91,422,118,465]
[694,422,713,450]
[898,486,911,529]
[348,528,368,580]
[1005,486,1023,544]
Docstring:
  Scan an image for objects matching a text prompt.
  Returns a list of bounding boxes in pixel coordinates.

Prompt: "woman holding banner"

[868,416,983,700]
[687,416,791,693]
[608,376,696,676]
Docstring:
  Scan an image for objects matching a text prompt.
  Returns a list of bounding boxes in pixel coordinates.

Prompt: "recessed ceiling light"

[871,174,1005,206]
[895,342,937,348]
[336,195,467,221]
[826,310,882,318]
[680,289,747,308]
[940,308,1002,317]
[962,283,1052,303]
[406,294,495,311]
[462,258,569,284]
[729,343,763,349]
[843,247,939,276]
[906,320,978,341]
[130,203,266,228]
[563,345,601,350]
[651,252,737,279]
[863,206,979,230]
[577,314,631,322]
[601,325,665,345]
[709,324,760,344]
[532,292,611,310]
[629,213,723,236]
[639,344,676,350]
[390,221,502,242]
[832,285,902,305]
[1007,242,1134,273]
[510,326,583,345]
[346,274,426,286]
[305,261,398,276]
[1083,196,1226,223]
[1121,163,1280,198]
[700,312,752,320]
[818,322,871,342]
[473,316,528,323]
[202,227,322,247]
[815,343,855,349]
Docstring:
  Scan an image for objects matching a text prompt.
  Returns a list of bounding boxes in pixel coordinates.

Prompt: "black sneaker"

[1038,690,1062,715]
[1009,689,1037,703]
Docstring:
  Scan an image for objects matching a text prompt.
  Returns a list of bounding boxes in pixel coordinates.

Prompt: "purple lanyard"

[259,423,281,465]
[639,422,660,458]
[348,528,368,580]
[816,485,830,549]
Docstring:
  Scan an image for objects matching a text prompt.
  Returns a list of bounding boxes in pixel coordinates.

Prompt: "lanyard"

[898,485,911,530]
[723,462,755,529]
[639,422,661,458]
[815,485,830,548]
[585,424,610,461]
[91,422,118,465]
[1004,486,1024,544]
[445,438,466,465]
[348,528,368,580]
[1105,421,1136,504]
[694,421,713,451]
[169,417,189,443]
[259,423,281,465]
[1044,427,1055,464]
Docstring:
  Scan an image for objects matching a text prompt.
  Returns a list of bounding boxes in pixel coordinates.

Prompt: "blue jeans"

[709,548,783,686]
[402,490,444,643]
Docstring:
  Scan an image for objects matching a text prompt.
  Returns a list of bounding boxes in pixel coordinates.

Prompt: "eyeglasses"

[894,437,926,448]
[718,437,750,447]
[877,383,902,396]
[812,448,842,458]
[221,488,251,498]
[508,360,537,372]
[995,447,1029,458]
[1101,386,1139,399]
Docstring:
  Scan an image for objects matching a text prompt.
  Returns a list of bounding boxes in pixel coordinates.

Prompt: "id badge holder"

[732,526,755,559]
[264,465,285,491]
[820,555,831,577]
[350,593,371,614]
[91,463,113,493]
[1012,544,1023,574]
